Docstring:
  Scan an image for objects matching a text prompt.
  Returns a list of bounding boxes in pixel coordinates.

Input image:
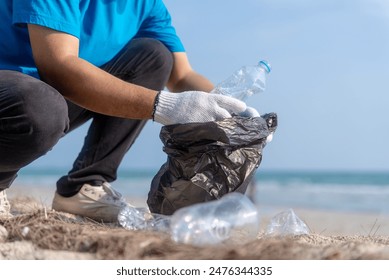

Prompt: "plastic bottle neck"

[258,60,271,74]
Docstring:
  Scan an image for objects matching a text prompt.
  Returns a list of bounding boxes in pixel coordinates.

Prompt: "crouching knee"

[1,74,69,156]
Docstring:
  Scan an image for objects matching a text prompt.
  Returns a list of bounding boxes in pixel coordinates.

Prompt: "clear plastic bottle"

[265,209,310,236]
[169,192,260,246]
[118,206,171,233]
[211,60,271,101]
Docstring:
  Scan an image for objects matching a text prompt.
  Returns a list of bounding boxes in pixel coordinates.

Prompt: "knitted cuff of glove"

[153,91,184,125]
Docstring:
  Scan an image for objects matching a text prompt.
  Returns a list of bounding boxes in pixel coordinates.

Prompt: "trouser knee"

[103,38,174,90]
[0,71,69,170]
[135,38,174,81]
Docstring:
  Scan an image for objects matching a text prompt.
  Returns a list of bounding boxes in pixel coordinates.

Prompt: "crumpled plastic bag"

[147,113,277,215]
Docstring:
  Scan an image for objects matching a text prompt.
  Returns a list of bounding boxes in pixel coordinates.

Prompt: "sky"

[26,0,389,173]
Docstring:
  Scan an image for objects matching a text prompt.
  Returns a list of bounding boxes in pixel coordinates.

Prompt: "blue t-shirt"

[0,0,185,78]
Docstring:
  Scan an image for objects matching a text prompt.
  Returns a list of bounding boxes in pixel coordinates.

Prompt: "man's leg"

[53,38,173,221]
[0,70,69,215]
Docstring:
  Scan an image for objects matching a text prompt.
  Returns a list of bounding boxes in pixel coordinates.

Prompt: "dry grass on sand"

[1,196,389,260]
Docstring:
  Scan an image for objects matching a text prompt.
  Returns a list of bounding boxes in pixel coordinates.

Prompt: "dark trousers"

[0,38,173,196]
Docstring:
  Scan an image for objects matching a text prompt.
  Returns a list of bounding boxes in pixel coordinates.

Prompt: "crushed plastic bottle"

[118,193,260,246]
[118,206,170,233]
[265,209,310,236]
[119,198,311,245]
[211,60,271,101]
[170,192,260,246]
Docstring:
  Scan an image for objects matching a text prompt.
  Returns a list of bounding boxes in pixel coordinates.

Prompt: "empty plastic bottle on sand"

[265,209,310,236]
[211,60,271,101]
[170,192,260,246]
[118,206,170,233]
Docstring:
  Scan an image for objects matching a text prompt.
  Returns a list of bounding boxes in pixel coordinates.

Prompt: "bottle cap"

[259,60,271,73]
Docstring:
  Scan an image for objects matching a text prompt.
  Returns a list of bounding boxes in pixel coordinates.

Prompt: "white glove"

[153,90,247,125]
[240,106,260,118]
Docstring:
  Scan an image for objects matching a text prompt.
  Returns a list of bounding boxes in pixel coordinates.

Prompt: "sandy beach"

[2,184,389,260]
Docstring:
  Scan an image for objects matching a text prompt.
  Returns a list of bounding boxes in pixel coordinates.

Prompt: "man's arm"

[167,52,214,92]
[28,24,158,119]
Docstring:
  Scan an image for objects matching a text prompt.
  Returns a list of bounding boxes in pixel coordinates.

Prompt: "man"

[0,0,256,222]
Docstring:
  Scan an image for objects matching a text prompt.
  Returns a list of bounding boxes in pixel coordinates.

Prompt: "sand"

[1,185,389,260]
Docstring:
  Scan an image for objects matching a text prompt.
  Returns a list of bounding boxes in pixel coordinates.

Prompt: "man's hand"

[153,90,248,125]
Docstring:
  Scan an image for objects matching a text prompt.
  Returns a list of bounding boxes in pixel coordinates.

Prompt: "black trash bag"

[147,113,277,215]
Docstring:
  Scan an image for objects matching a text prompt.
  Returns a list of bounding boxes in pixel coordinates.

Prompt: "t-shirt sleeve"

[12,0,81,38]
[135,0,185,53]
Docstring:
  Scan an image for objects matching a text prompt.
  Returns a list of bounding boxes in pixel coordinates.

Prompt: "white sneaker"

[0,190,11,218]
[52,182,128,223]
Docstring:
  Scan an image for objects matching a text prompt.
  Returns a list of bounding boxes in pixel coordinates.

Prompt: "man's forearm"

[39,55,158,119]
[168,70,214,93]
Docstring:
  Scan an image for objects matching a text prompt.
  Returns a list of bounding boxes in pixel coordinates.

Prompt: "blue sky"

[27,0,389,172]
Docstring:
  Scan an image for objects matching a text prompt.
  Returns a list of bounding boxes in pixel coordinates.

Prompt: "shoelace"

[101,182,124,202]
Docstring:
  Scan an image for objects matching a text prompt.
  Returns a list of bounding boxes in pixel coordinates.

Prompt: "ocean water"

[253,171,389,214]
[13,169,389,214]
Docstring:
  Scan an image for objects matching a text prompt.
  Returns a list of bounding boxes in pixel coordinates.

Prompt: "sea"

[13,168,389,215]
